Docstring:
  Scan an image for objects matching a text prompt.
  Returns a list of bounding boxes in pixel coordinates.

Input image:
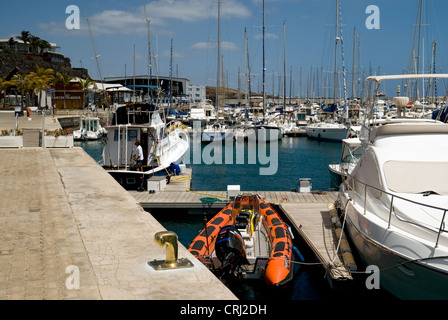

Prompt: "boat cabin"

[102,104,165,170]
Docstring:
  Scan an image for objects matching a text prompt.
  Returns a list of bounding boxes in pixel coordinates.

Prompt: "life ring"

[26,107,31,117]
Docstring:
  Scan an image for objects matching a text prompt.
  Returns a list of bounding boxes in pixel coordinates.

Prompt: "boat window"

[128,130,138,141]
[383,161,448,195]
[113,129,138,142]
[342,146,363,164]
[126,178,136,185]
[354,152,382,198]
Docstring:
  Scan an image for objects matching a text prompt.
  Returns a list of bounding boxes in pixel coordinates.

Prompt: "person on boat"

[133,140,144,172]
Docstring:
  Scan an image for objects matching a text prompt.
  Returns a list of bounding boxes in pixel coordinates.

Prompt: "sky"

[2,0,448,98]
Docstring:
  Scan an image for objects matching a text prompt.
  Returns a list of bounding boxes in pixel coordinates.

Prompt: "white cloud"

[254,33,279,40]
[40,1,251,36]
[190,40,239,51]
[149,0,251,21]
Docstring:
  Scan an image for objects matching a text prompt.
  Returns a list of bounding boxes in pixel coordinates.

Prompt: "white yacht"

[102,104,189,190]
[337,74,448,299]
[305,121,350,142]
[201,122,233,142]
[188,99,217,127]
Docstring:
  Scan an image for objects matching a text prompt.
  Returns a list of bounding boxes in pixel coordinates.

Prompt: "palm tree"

[38,39,52,54]
[0,78,13,108]
[7,37,17,52]
[16,30,31,53]
[54,72,73,110]
[29,36,41,54]
[28,65,54,107]
[79,77,94,109]
[11,74,27,107]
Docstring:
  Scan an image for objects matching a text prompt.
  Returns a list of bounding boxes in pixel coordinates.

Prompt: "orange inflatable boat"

[188,193,294,287]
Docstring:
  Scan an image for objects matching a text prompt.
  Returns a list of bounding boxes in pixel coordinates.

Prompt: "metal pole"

[435,210,447,248]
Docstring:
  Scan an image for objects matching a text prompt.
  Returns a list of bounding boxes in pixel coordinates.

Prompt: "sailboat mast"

[244,27,248,110]
[262,0,266,121]
[167,38,173,118]
[334,0,339,105]
[216,0,221,121]
[143,0,152,100]
[283,21,286,110]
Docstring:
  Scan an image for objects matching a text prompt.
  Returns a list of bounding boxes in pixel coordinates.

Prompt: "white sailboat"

[337,73,448,299]
[201,0,234,143]
[250,0,282,143]
[305,0,350,142]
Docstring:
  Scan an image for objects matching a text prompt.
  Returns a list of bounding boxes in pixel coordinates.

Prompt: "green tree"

[29,36,41,54]
[11,74,27,107]
[16,30,31,53]
[28,65,54,108]
[79,77,94,109]
[7,37,17,52]
[38,39,52,53]
[0,78,13,108]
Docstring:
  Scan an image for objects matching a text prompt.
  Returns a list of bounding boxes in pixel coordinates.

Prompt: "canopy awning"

[126,85,159,90]
[367,74,448,83]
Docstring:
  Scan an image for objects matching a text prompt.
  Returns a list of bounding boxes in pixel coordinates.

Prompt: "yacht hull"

[305,125,349,142]
[344,214,448,299]
[338,189,448,300]
[246,126,282,142]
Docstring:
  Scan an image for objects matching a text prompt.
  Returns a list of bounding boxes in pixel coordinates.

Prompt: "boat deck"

[280,202,353,286]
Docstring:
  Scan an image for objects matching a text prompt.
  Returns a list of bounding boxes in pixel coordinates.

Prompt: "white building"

[187,84,206,103]
[0,39,61,54]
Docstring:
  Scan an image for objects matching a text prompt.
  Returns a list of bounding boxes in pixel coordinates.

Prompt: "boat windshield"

[383,160,448,195]
[342,146,363,164]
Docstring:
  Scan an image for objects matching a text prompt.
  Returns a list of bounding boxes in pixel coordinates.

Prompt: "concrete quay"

[0,110,61,132]
[0,147,237,300]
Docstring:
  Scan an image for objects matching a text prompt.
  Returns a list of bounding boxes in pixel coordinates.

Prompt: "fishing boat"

[188,193,296,288]
[337,74,448,299]
[101,103,189,190]
[73,116,106,140]
[328,137,362,190]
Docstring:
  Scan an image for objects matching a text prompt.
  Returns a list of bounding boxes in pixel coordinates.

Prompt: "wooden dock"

[128,168,353,285]
[280,202,353,286]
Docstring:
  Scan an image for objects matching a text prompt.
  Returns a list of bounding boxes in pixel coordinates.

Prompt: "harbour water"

[75,137,394,300]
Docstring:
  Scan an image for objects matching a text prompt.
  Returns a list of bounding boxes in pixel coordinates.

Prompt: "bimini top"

[112,103,158,125]
[370,119,448,141]
[367,73,448,83]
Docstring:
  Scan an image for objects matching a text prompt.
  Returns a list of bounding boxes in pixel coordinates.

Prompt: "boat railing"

[342,169,448,248]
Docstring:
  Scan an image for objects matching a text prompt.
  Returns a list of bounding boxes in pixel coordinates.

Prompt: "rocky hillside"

[0,52,90,79]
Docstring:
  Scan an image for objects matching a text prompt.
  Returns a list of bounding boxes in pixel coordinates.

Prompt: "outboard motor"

[215,226,248,277]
